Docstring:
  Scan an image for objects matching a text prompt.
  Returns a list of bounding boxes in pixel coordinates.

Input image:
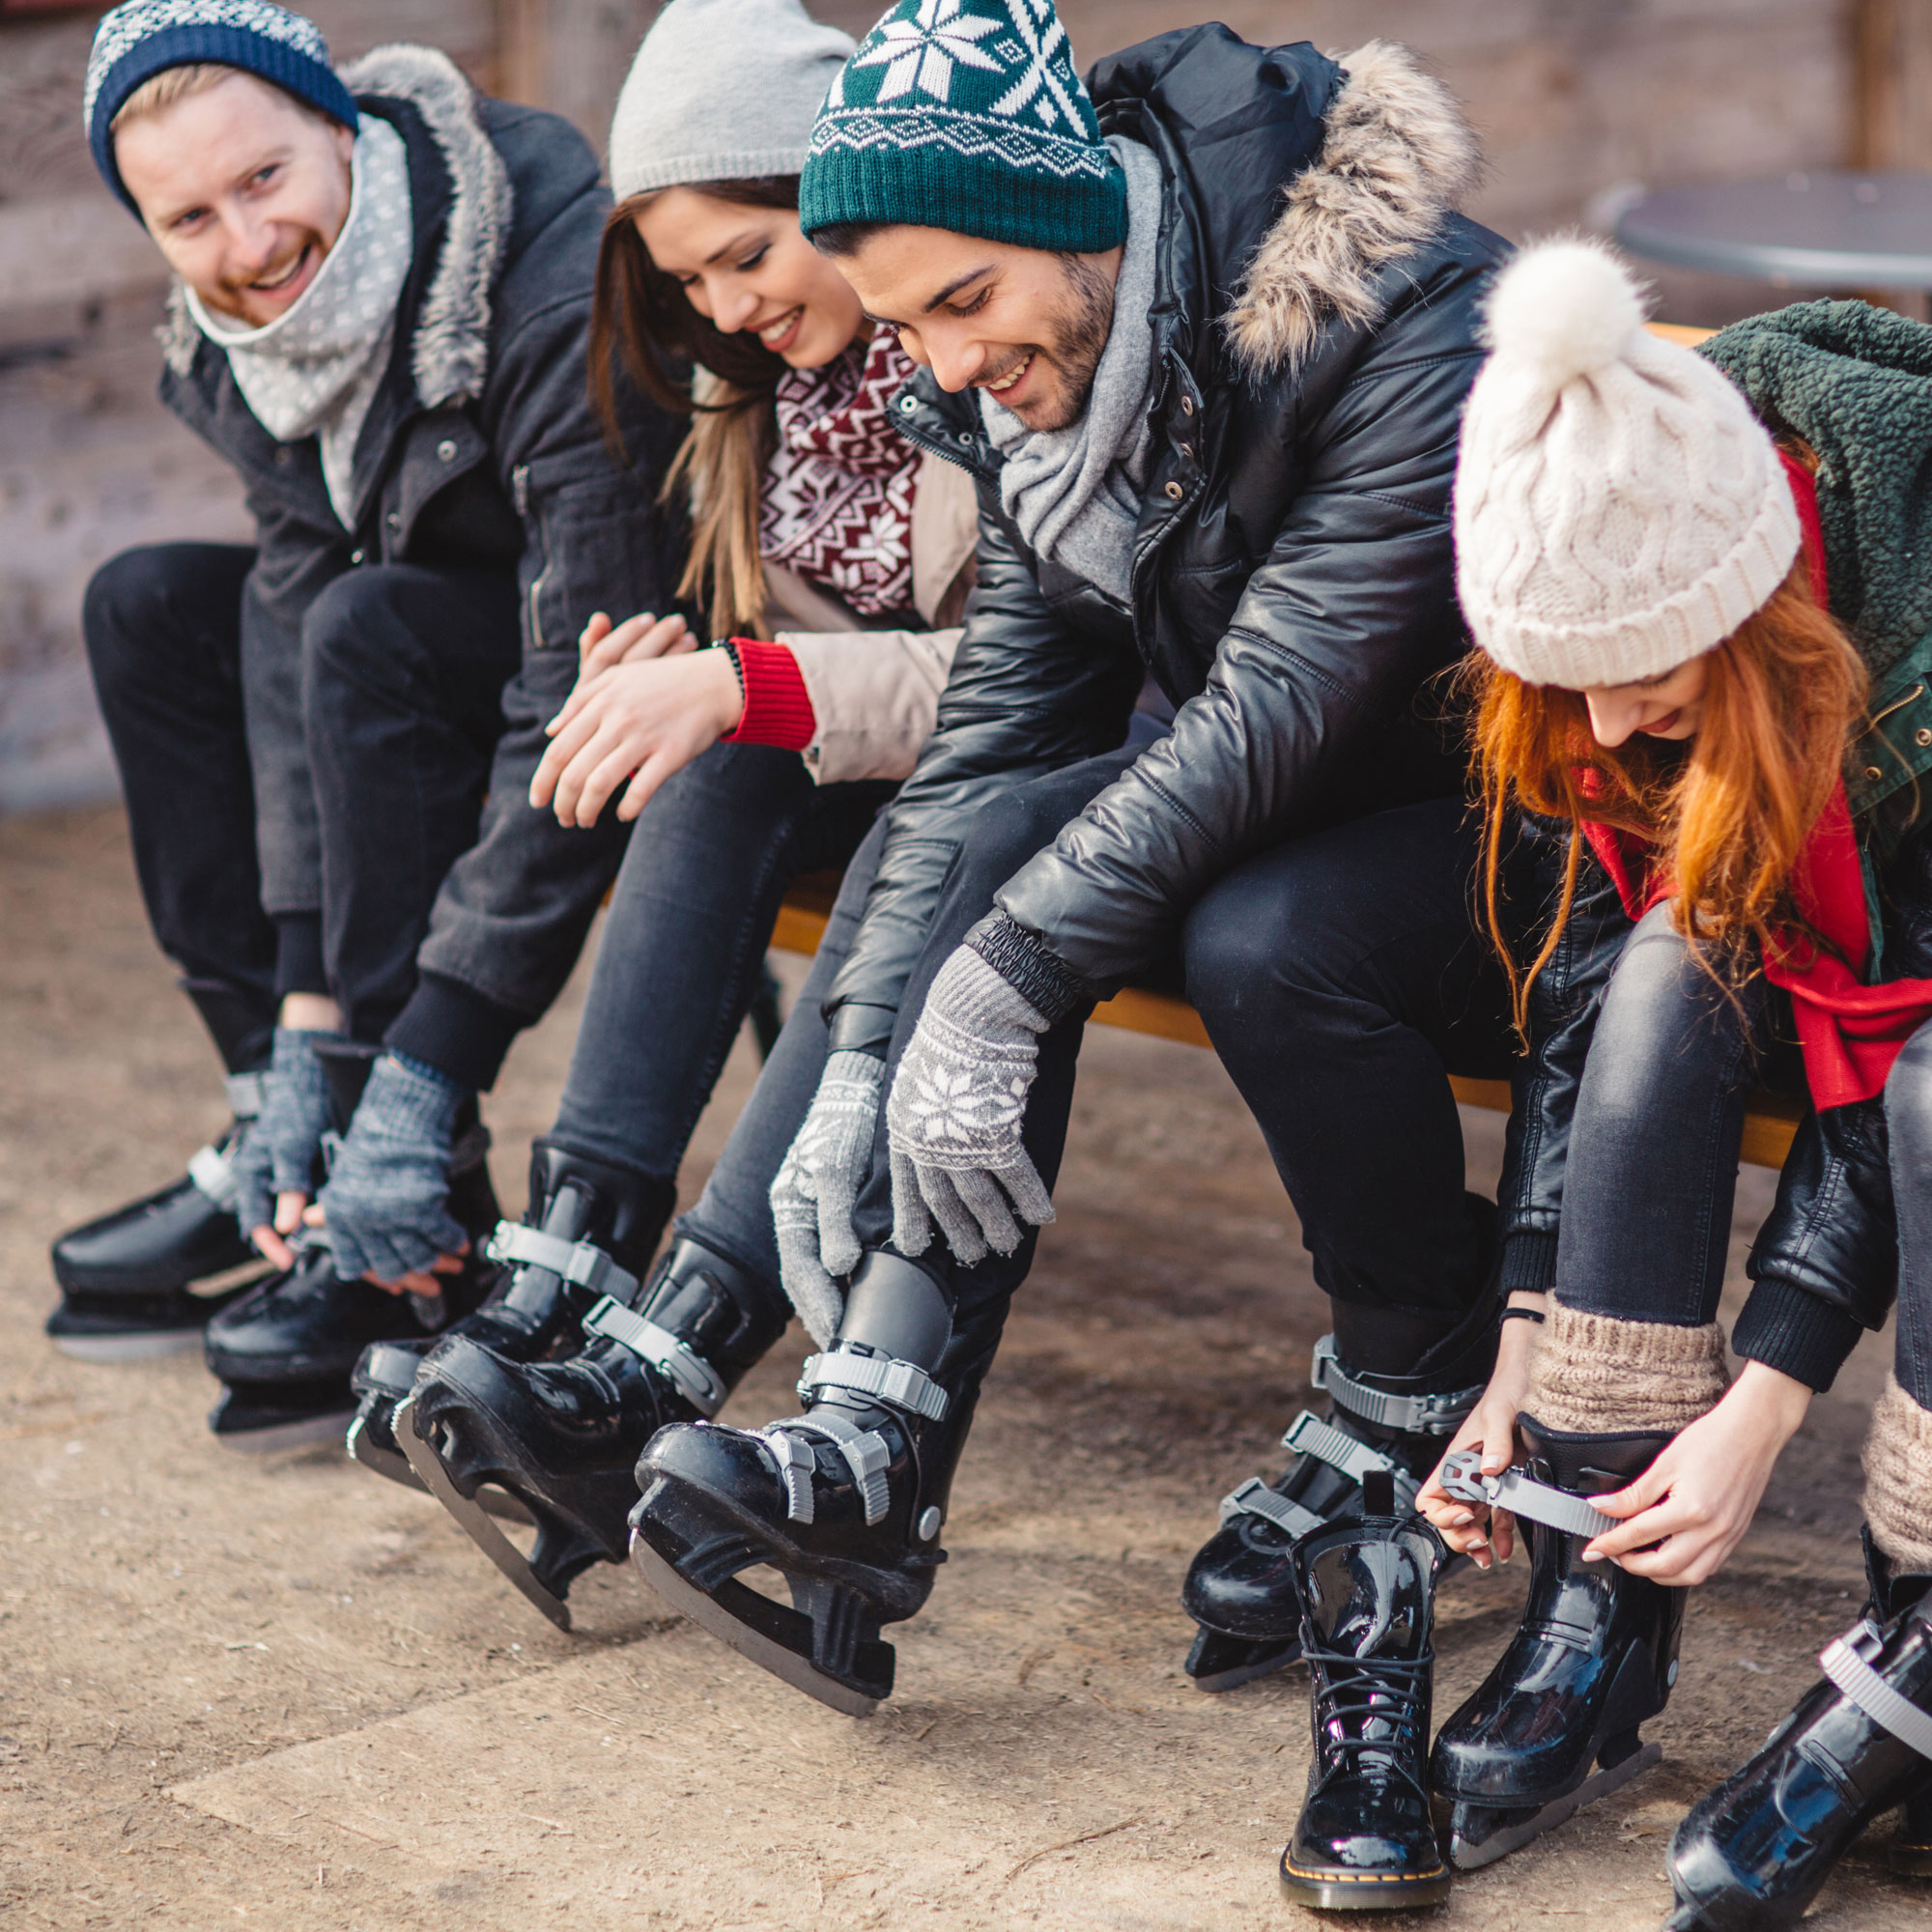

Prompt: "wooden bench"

[768,876,1804,1171]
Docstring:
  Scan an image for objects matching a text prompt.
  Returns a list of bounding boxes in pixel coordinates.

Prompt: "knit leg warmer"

[1522,1304,1731,1435]
[1863,1375,1932,1575]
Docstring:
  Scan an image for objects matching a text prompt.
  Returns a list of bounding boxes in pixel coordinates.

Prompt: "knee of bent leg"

[1590,902,1750,1111]
[950,781,1093,907]
[1181,861,1312,1025]
[300,568,407,689]
[83,547,184,689]
[1886,1023,1932,1164]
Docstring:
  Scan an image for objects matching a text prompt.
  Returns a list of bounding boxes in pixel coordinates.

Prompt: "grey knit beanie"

[609,0,855,201]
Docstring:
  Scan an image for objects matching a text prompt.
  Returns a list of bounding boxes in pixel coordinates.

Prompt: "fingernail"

[1581,1548,1601,1563]
[1448,1510,1473,1527]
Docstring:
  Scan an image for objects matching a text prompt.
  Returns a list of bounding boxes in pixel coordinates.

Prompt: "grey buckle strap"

[1439,1450,1621,1541]
[1219,1476,1327,1541]
[800,1350,949,1422]
[1283,1410,1419,1513]
[1821,1624,1932,1762]
[224,1070,268,1119]
[1310,1335,1483,1437]
[762,1411,895,1526]
[486,1222,640,1304]
[186,1143,239,1209]
[582,1295,726,1414]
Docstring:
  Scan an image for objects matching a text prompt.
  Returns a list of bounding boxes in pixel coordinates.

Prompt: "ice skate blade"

[49,1326,209,1364]
[399,1399,571,1631]
[1446,1741,1662,1870]
[213,1407,355,1454]
[1278,1856,1450,1911]
[1891,1837,1932,1878]
[628,1529,879,1719]
[1185,1631,1301,1693]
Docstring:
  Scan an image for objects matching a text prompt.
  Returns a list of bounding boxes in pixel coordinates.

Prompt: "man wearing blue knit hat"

[630,0,1522,1891]
[54,0,685,1449]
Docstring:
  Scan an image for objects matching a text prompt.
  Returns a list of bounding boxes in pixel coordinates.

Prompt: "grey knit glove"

[230,1026,335,1242]
[771,1048,885,1346]
[315,1052,468,1284]
[886,946,1055,1265]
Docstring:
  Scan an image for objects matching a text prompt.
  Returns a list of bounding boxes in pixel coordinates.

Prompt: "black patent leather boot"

[404,1234,785,1630]
[1664,1534,1932,1929]
[1279,1491,1450,1910]
[347,1141,675,1492]
[1185,1295,1493,1691]
[630,1252,974,1715]
[48,979,276,1358]
[204,1042,498,1449]
[1430,1417,1682,1868]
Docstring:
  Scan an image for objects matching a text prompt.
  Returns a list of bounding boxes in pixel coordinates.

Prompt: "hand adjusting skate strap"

[800,1350,949,1422]
[762,1412,894,1526]
[224,1071,267,1120]
[1219,1476,1327,1540]
[186,1143,239,1208]
[1310,1334,1483,1436]
[487,1223,639,1302]
[1821,1627,1932,1762]
[581,1295,725,1414]
[1438,1450,1620,1540]
[1282,1411,1419,1513]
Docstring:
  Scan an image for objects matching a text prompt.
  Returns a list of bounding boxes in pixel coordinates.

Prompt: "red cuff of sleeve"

[722,639,816,753]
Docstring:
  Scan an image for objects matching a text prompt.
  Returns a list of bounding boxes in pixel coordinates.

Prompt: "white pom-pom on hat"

[1480,236,1648,392]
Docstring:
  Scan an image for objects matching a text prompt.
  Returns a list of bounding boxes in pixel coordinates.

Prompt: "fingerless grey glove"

[771,1048,885,1346]
[886,945,1054,1265]
[315,1051,468,1284]
[230,1026,335,1243]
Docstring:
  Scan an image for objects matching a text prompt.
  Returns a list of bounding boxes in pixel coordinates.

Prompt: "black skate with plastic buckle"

[48,980,274,1359]
[1665,1533,1932,1929]
[403,1235,781,1630]
[1430,1418,1681,1868]
[629,1253,963,1716]
[1182,1332,1485,1691]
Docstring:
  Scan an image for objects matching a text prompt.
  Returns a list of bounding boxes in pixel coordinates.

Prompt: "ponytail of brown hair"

[586,178,802,639]
[1470,557,1868,1038]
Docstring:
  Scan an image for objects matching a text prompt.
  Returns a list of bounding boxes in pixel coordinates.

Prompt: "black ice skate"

[630,1253,965,1716]
[1430,1418,1682,1868]
[48,979,275,1360]
[403,1234,782,1631]
[1279,1481,1450,1911]
[1183,1324,1488,1691]
[204,1041,497,1449]
[346,1142,673,1493]
[1664,1531,1932,1929]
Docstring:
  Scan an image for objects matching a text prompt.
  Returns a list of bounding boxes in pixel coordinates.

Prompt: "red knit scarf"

[1580,456,1932,1108]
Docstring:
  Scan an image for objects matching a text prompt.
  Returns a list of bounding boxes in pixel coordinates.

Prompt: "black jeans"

[84,544,522,1039]
[1883,1023,1932,1406]
[545,742,895,1203]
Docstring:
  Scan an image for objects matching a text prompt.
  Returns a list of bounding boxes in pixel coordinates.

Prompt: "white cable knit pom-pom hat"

[1455,239,1801,689]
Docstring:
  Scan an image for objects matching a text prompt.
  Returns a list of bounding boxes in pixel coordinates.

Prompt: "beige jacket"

[766,451,977,785]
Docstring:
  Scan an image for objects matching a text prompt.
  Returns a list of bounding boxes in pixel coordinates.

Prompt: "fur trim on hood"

[158,43,510,406]
[1223,41,1481,376]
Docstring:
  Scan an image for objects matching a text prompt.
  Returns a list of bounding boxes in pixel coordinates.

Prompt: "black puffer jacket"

[822,31,1508,1047]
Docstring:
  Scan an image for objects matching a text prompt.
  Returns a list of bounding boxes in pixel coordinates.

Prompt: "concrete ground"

[1,803,1923,1931]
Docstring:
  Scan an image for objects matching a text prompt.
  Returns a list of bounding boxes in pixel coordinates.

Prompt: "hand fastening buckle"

[800,1349,949,1422]
[1438,1449,1621,1541]
[581,1295,725,1414]
[1310,1334,1483,1436]
[485,1223,639,1304]
[1282,1410,1419,1513]
[1218,1476,1327,1540]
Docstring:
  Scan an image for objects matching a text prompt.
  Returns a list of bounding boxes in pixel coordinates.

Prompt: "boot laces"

[1306,1644,1433,1791]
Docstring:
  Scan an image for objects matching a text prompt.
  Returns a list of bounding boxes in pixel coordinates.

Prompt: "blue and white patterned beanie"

[800,0,1124,254]
[85,0,359,217]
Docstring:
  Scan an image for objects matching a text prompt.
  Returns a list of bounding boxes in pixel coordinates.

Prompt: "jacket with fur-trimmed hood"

[823,28,1509,1037]
[156,46,684,1088]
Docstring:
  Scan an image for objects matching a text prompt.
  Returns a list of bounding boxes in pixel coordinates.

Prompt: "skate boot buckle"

[582,1294,726,1414]
[1439,1451,1622,1541]
[1820,1622,1932,1761]
[1282,1411,1419,1514]
[486,1223,639,1302]
[799,1350,949,1422]
[185,1142,242,1211]
[1219,1476,1326,1539]
[1310,1334,1483,1436]
[761,1411,895,1526]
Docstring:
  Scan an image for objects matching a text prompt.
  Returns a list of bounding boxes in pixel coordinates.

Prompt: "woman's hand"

[530,646,745,828]
[577,608,695,675]
[1581,1359,1812,1586]
[1416,1296,1546,1570]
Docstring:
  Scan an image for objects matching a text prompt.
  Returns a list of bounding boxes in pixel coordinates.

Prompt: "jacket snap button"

[899,396,917,412]
[957,431,974,445]
[1918,727,1932,747]
[349,548,365,565]
[1867,764,1884,781]
[1164,480,1184,501]
[1180,395,1195,415]
[437,439,458,461]
[385,511,401,530]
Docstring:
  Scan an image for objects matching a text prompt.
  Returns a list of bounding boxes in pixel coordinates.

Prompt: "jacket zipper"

[1869,683,1927,730]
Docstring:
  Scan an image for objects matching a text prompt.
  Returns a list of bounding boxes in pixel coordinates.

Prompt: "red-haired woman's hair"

[1470,557,1868,1037]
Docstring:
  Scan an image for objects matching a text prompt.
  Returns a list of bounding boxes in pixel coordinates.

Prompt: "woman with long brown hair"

[1413,241,1932,1915]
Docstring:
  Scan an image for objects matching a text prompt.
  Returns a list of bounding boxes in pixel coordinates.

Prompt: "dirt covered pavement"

[2,803,1925,1931]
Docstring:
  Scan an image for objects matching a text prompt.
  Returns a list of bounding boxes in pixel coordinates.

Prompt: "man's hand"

[885,946,1055,1265]
[231,1023,337,1270]
[771,1050,887,1344]
[1579,1360,1813,1586]
[312,1052,469,1293]
[577,608,694,676]
[530,640,743,829]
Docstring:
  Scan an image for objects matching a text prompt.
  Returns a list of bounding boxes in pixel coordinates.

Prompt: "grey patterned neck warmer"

[186,114,412,529]
[980,135,1163,607]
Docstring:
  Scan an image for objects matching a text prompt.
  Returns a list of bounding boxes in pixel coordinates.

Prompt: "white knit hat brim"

[616,146,812,196]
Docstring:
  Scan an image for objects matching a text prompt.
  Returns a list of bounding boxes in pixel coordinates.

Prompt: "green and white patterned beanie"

[799,0,1125,254]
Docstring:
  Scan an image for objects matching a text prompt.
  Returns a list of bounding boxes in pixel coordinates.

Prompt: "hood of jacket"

[159,43,513,410]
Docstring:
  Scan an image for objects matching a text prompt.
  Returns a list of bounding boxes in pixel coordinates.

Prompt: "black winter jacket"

[157,46,684,1088]
[821,32,1508,1049]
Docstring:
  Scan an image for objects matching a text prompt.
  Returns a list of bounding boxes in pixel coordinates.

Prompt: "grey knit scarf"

[186,116,413,529]
[980,136,1163,606]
